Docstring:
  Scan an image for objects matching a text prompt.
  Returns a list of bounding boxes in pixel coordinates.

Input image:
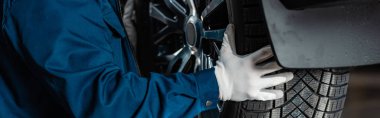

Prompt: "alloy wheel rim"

[149,0,227,73]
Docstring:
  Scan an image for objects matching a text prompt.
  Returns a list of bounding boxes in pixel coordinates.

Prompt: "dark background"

[342,65,380,118]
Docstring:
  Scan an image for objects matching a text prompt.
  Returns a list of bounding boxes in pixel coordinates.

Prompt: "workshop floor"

[342,65,380,118]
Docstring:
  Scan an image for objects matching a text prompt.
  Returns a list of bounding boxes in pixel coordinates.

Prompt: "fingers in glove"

[256,61,282,75]
[224,24,235,44]
[221,24,236,54]
[249,46,274,64]
[260,72,294,88]
[249,90,284,101]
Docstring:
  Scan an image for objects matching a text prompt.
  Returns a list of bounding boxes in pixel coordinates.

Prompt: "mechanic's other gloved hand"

[214,24,294,101]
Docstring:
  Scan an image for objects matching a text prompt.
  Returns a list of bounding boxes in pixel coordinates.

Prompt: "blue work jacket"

[0,0,219,117]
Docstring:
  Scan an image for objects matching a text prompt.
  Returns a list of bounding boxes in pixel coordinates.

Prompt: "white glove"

[215,24,294,101]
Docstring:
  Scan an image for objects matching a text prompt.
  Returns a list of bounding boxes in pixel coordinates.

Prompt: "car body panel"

[262,0,380,68]
[279,0,359,10]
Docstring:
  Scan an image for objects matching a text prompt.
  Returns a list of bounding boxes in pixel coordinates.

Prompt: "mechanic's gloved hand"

[214,24,294,101]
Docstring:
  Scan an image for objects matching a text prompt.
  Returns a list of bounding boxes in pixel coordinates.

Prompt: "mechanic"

[0,0,293,117]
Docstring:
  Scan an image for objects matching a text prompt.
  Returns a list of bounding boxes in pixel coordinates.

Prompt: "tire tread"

[221,70,349,118]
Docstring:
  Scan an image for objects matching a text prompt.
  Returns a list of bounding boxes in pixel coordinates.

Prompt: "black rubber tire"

[222,0,350,118]
[226,0,270,55]
[220,69,350,118]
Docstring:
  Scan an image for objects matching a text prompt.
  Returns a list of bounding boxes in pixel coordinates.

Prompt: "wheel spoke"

[153,26,178,44]
[201,0,225,19]
[164,0,187,16]
[177,52,191,72]
[202,28,225,42]
[150,3,177,25]
[162,48,183,61]
[187,0,197,16]
[167,47,192,73]
[193,54,201,72]
[212,42,220,56]
[167,48,184,73]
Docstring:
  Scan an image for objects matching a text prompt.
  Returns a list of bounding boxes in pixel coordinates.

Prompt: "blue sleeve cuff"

[193,68,220,111]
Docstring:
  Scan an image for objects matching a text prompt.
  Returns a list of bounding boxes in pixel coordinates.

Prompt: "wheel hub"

[185,15,203,48]
[185,23,197,46]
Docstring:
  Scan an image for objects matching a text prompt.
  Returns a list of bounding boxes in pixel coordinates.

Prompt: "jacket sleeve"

[5,0,219,117]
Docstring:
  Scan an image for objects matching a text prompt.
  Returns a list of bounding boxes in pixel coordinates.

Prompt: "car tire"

[222,0,350,117]
[220,69,350,118]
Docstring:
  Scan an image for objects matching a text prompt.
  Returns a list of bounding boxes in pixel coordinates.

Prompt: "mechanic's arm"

[8,0,217,117]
